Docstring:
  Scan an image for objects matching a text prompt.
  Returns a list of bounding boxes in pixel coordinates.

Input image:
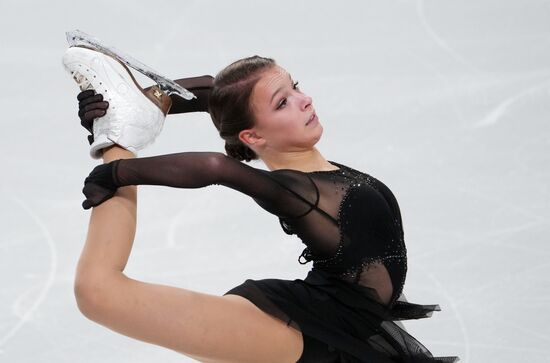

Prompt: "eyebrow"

[270,73,293,105]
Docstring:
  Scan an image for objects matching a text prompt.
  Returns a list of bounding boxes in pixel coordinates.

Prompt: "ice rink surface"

[1,0,549,362]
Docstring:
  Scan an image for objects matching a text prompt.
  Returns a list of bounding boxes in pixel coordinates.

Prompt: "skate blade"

[66,29,196,101]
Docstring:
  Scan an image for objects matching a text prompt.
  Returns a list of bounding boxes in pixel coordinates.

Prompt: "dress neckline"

[271,160,345,174]
[306,160,343,173]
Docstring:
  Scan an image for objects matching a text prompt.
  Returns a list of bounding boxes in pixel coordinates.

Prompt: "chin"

[313,123,324,142]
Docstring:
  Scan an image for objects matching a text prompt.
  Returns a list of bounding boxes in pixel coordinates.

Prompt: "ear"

[238,128,265,148]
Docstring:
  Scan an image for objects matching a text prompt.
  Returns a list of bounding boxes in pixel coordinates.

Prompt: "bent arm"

[170,75,214,114]
[112,151,319,219]
[142,75,213,114]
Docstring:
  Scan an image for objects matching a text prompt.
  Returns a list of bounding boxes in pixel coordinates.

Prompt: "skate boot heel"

[62,46,171,158]
[143,85,173,116]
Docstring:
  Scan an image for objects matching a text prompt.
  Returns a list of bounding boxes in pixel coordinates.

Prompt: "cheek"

[264,114,296,134]
[258,107,307,144]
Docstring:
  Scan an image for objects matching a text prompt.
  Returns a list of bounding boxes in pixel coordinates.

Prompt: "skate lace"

[71,71,94,91]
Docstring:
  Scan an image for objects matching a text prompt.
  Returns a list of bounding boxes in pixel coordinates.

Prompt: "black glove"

[77,90,109,145]
[76,75,212,144]
[169,75,214,114]
[82,160,121,210]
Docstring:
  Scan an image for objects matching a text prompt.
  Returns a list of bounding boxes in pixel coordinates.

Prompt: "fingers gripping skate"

[63,46,172,159]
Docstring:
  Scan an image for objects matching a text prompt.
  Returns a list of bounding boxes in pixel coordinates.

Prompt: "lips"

[306,112,317,125]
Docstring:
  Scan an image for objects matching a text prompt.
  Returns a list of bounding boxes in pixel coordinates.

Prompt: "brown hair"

[208,55,276,162]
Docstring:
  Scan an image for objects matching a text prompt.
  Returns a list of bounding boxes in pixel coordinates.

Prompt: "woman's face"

[242,65,323,153]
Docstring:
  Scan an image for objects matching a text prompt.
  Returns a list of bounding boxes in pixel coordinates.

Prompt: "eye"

[277,81,300,109]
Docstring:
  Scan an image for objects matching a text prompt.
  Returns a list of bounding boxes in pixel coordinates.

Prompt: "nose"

[300,93,313,111]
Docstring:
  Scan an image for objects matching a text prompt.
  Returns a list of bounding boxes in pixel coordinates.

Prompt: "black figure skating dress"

[85,152,459,362]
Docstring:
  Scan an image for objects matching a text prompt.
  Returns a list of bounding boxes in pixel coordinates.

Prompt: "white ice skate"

[66,30,196,100]
[62,30,196,159]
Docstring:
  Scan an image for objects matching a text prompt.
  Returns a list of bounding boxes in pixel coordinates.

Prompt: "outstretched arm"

[82,151,320,219]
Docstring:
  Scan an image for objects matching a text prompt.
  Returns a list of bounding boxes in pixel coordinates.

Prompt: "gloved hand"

[169,75,214,114]
[82,159,121,210]
[77,90,109,145]
[76,75,214,145]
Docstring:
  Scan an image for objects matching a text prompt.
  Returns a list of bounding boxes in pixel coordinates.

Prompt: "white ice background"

[0,1,549,362]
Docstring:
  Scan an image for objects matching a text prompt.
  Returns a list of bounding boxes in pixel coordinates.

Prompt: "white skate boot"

[66,30,197,100]
[62,31,196,159]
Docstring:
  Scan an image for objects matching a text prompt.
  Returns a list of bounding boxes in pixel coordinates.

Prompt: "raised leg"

[74,146,304,363]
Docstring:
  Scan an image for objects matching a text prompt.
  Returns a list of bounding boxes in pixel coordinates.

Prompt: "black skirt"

[224,268,459,363]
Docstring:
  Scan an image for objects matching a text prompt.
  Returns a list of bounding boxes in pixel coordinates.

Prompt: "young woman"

[72,54,459,362]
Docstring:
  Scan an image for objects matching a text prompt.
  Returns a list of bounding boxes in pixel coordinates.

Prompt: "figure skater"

[65,46,459,362]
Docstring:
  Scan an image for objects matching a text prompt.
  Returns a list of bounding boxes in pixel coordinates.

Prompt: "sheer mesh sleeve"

[112,152,346,259]
[114,151,321,219]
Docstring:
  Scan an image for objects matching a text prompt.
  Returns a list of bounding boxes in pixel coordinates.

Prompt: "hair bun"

[209,55,276,163]
[224,142,256,162]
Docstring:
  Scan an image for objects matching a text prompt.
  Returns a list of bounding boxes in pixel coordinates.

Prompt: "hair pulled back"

[208,55,276,162]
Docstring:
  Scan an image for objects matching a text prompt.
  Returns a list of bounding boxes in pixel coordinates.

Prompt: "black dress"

[105,152,459,363]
